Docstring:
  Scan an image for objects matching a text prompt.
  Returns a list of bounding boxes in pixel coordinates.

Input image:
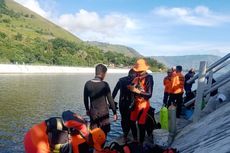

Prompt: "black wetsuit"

[184,72,195,102]
[84,77,116,134]
[130,74,154,143]
[112,75,133,137]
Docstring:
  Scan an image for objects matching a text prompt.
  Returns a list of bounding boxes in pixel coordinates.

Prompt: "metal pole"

[213,60,230,73]
[208,70,230,89]
[193,61,207,122]
[206,53,230,72]
[205,70,214,102]
[204,76,230,96]
[187,53,230,84]
[204,60,230,79]
[185,70,230,107]
[184,97,195,107]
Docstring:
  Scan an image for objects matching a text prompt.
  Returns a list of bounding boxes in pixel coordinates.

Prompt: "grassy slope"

[3,0,81,42]
[0,0,166,71]
[5,0,142,58]
[87,41,142,57]
[4,0,141,57]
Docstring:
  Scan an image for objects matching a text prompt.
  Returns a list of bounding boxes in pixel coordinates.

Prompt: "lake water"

[0,73,165,153]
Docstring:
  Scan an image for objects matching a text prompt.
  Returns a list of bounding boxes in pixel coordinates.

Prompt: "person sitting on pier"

[127,59,154,144]
[24,110,106,153]
[112,69,136,142]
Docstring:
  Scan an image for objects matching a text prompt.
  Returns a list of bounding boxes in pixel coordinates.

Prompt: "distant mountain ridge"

[87,41,142,57]
[152,55,221,70]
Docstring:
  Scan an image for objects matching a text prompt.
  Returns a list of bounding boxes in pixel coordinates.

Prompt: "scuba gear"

[160,106,169,130]
[168,104,176,134]
[24,110,106,153]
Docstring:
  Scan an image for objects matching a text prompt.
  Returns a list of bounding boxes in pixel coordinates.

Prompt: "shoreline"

[0,64,130,74]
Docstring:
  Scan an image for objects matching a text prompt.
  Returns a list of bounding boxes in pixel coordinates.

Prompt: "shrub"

[14,33,23,41]
[0,31,6,39]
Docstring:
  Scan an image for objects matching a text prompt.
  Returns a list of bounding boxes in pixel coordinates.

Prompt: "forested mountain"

[0,0,165,71]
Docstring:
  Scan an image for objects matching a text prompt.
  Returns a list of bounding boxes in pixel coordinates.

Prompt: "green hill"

[1,0,81,42]
[87,41,142,57]
[0,0,165,71]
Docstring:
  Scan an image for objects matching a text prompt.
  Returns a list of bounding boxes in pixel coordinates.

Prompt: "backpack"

[104,142,179,153]
[45,117,70,153]
[163,148,178,153]
[104,142,131,153]
[146,107,161,136]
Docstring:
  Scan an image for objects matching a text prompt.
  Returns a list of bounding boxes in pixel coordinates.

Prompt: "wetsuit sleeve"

[112,80,120,99]
[139,75,154,99]
[84,82,89,111]
[105,82,117,115]
[190,73,195,84]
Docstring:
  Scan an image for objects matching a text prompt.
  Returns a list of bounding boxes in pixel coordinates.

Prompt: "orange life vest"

[131,73,149,104]
[24,121,51,153]
[24,110,107,153]
[163,76,172,93]
[171,72,185,94]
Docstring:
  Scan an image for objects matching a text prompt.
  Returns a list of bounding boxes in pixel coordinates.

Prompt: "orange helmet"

[90,128,106,151]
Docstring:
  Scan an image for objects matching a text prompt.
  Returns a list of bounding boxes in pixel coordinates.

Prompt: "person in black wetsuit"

[84,64,118,135]
[112,69,136,141]
[184,68,195,102]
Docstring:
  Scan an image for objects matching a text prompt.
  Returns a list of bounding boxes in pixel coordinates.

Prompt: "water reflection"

[0,73,164,152]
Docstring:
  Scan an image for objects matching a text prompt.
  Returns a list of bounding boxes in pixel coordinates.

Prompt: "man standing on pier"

[184,68,195,102]
[170,65,185,118]
[112,69,136,142]
[84,64,118,136]
[163,69,173,107]
[128,59,154,144]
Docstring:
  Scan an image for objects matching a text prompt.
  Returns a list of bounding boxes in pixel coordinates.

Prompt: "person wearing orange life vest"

[24,123,106,153]
[163,69,173,107]
[24,111,106,153]
[169,65,185,118]
[62,110,106,153]
[128,59,154,144]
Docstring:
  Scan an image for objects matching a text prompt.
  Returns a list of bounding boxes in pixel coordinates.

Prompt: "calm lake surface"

[0,73,165,153]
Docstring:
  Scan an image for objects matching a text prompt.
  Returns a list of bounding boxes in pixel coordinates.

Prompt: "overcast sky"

[14,0,230,56]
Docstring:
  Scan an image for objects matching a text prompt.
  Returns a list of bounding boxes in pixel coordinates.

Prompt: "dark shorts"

[89,109,110,134]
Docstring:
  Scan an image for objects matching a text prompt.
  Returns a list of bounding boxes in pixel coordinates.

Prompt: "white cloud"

[153,6,230,26]
[11,1,230,56]
[14,0,50,18]
[57,9,138,40]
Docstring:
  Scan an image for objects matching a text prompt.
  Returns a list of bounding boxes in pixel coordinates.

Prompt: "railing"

[184,53,230,122]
